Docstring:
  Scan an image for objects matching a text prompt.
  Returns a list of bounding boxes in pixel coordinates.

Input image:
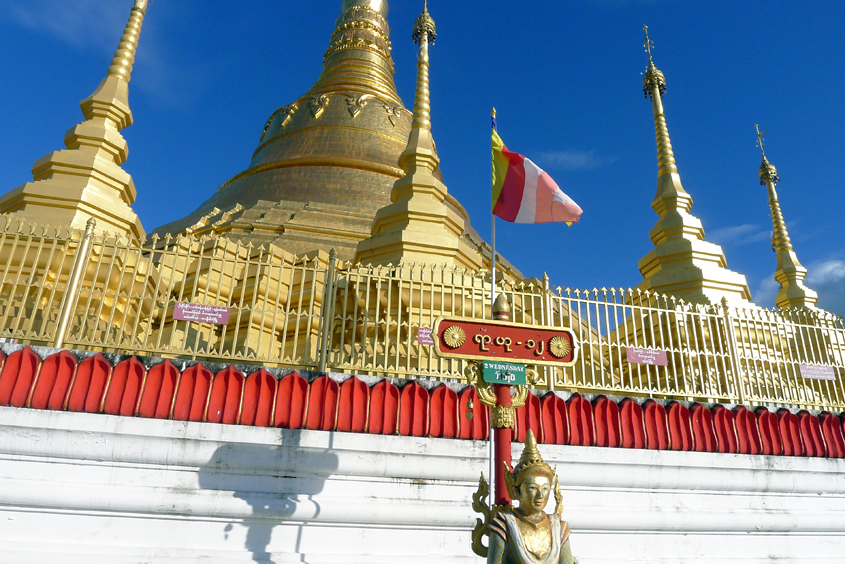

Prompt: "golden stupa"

[154,0,437,261]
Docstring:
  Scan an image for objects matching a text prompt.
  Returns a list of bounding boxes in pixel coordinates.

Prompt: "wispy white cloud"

[2,0,127,50]
[708,223,771,246]
[1,0,202,109]
[806,259,845,317]
[806,259,845,287]
[537,150,617,171]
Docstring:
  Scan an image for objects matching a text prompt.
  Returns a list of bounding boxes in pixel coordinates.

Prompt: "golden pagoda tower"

[0,0,148,242]
[755,126,818,310]
[636,28,751,305]
[354,2,482,269]
[154,0,413,260]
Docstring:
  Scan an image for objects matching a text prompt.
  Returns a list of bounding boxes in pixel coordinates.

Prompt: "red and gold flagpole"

[491,294,513,504]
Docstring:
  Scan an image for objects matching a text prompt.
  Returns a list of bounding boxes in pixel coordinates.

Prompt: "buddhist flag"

[492,123,582,225]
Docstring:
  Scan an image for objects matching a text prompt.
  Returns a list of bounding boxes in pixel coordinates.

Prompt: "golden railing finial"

[755,124,768,158]
[644,25,655,64]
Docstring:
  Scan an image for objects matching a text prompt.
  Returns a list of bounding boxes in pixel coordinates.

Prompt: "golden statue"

[478,429,575,564]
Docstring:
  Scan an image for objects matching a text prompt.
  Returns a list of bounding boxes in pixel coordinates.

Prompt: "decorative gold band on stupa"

[106,1,147,83]
[309,0,401,106]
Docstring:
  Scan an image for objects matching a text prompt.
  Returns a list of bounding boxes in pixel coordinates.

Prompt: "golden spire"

[107,1,148,82]
[79,0,147,130]
[755,126,818,309]
[397,0,438,173]
[642,26,674,177]
[635,27,751,305]
[355,1,473,268]
[410,0,436,131]
[308,0,401,106]
[0,0,147,240]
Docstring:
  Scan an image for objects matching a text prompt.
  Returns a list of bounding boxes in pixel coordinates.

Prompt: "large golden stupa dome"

[154,0,414,259]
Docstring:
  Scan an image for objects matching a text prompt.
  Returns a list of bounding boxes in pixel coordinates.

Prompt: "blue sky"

[1,0,844,315]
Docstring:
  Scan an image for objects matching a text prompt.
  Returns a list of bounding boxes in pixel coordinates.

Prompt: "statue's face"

[517,474,551,514]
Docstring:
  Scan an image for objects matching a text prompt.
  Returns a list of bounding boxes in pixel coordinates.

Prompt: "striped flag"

[492,121,582,225]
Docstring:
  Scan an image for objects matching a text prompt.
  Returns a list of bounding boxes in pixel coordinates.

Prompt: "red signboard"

[626,347,668,367]
[173,303,230,325]
[431,317,577,366]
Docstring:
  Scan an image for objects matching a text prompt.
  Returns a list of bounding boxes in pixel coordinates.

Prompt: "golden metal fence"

[1,216,844,410]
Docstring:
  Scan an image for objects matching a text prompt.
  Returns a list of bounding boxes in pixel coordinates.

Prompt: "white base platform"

[1,407,844,563]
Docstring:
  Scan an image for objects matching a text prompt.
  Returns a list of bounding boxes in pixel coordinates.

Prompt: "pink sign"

[799,364,836,381]
[417,327,434,346]
[173,302,230,325]
[626,347,668,367]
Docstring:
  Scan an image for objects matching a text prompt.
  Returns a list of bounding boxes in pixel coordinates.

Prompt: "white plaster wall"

[0,406,843,563]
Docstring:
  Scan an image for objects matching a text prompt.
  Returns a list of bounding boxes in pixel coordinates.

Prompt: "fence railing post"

[318,248,337,373]
[721,297,746,405]
[53,218,96,349]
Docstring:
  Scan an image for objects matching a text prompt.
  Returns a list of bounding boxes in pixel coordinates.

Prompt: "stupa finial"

[408,1,436,135]
[755,124,768,159]
[641,27,675,176]
[413,0,436,45]
[756,124,780,185]
[643,26,667,99]
[644,25,655,64]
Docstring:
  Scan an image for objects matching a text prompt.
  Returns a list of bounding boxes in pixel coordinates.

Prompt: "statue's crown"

[504,429,556,498]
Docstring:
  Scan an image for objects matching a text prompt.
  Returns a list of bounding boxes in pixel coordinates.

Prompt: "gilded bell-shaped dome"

[154,0,413,260]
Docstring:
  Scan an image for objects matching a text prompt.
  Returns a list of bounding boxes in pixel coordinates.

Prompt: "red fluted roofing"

[0,346,843,459]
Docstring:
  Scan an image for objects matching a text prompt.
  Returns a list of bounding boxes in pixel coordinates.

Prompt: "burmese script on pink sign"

[173,302,230,325]
[417,327,434,346]
[626,347,668,367]
[799,364,836,381]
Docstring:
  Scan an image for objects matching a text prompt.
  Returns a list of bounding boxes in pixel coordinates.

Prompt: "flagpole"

[491,108,498,305]
[489,107,497,508]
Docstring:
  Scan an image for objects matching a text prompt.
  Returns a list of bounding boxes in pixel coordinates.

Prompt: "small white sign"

[799,364,837,381]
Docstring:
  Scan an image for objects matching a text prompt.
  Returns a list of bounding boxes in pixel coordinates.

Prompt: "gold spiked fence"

[1,216,844,410]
